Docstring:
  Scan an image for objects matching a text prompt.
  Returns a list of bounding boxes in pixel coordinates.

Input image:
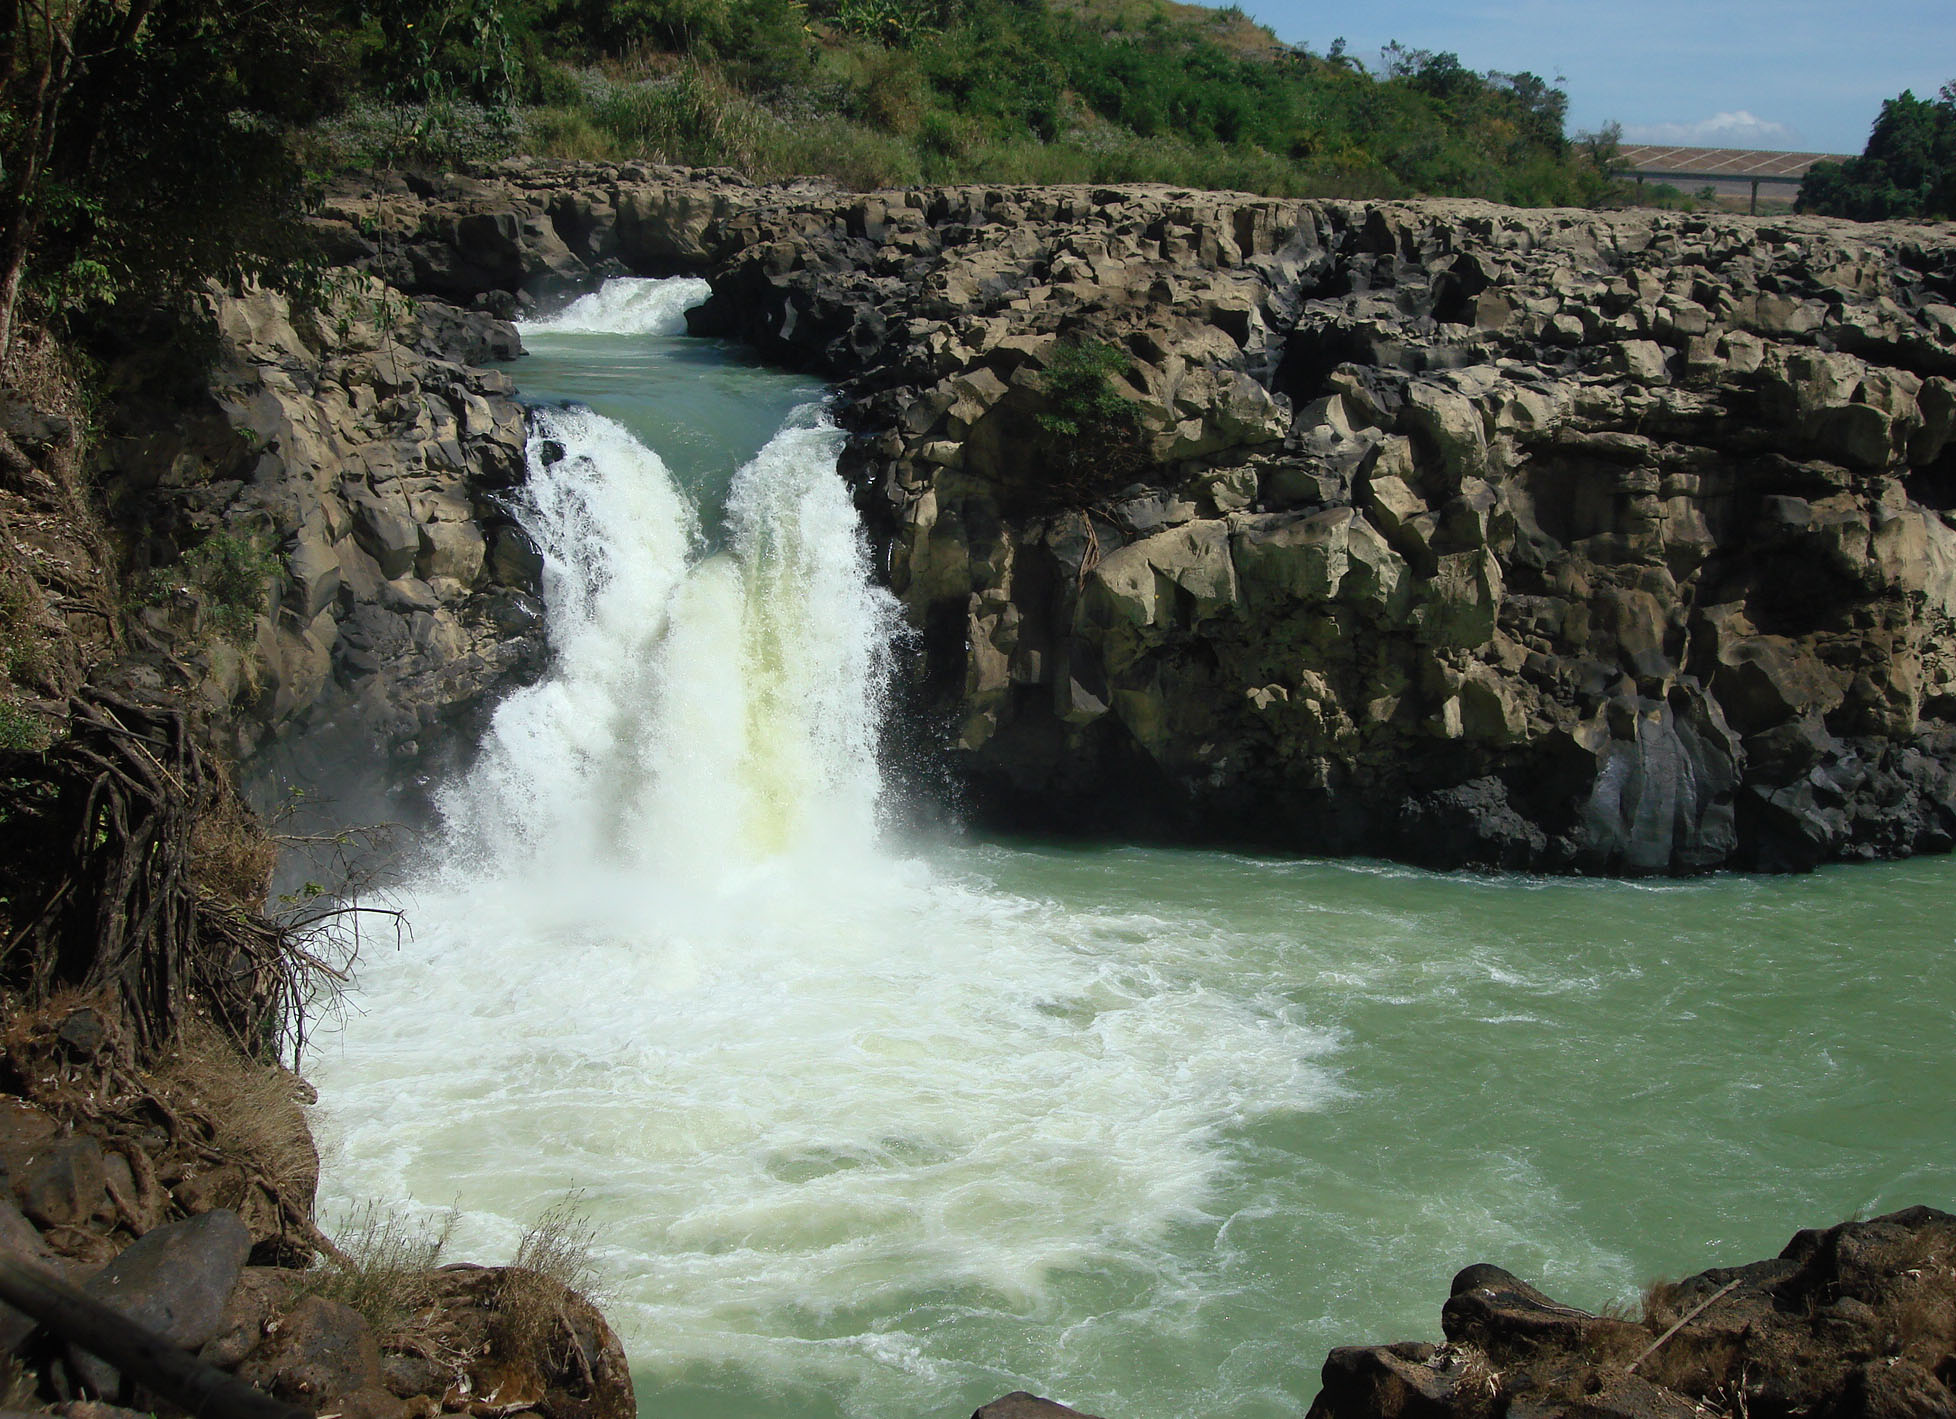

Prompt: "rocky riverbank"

[5,157,1953,1418]
[0,331,628,1417]
[1309,1207,1956,1419]
[0,996,633,1419]
[290,161,1956,873]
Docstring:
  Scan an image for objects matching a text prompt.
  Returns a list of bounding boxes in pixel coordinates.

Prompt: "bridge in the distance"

[1612,144,1853,212]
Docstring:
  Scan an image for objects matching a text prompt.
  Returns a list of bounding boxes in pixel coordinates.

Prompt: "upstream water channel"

[305,279,1956,1419]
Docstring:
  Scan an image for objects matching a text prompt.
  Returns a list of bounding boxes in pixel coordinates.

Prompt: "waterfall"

[309,277,1346,1419]
[523,275,714,335]
[438,400,895,877]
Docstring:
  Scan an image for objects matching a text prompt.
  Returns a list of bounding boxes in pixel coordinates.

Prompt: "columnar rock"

[298,163,1956,872]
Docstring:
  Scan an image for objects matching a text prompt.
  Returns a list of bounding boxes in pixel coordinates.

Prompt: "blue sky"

[1222,0,1952,154]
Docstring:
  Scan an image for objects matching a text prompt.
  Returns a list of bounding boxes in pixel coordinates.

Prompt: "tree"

[0,0,155,372]
[0,0,344,375]
[1797,84,1956,221]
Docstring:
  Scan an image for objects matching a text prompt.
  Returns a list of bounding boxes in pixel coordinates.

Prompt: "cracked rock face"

[100,276,545,780]
[286,164,1956,871]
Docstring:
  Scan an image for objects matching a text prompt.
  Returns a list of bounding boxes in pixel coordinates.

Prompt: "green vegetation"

[0,0,349,370]
[0,701,47,752]
[1033,337,1149,506]
[1799,83,1956,220]
[1037,339,1135,439]
[308,0,1615,201]
[137,531,279,645]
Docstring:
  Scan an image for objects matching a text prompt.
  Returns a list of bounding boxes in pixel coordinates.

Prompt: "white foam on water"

[522,275,715,336]
[308,294,1343,1416]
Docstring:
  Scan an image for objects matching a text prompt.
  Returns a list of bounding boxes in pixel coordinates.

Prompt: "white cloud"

[1619,111,1802,148]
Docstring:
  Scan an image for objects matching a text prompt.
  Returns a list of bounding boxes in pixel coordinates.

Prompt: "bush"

[1032,338,1152,506]
[504,0,1605,203]
[1799,83,1956,220]
[138,531,278,646]
[1037,339,1135,439]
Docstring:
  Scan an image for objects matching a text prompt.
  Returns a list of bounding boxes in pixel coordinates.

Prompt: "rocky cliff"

[89,272,543,791]
[290,166,1956,871]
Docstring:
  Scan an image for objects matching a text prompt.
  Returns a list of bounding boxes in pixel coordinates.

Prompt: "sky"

[1223,0,1952,155]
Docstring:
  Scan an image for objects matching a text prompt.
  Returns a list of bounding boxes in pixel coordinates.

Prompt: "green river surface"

[308,305,1956,1419]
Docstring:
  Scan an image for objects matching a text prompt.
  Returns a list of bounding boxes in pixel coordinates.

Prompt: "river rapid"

[306,279,1956,1419]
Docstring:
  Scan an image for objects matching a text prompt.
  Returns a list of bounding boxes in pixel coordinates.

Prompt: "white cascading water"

[523,275,715,335]
[308,278,1340,1417]
[438,400,891,875]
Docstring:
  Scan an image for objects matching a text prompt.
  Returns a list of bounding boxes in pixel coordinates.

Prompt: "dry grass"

[494,1195,603,1357]
[1635,1331,1746,1396]
[1874,1277,1956,1368]
[189,779,279,909]
[1641,1280,1686,1330]
[303,1201,456,1339]
[1444,1344,1505,1419]
[151,1017,316,1198]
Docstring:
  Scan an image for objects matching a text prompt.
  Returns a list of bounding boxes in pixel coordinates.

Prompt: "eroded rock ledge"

[227,162,1956,871]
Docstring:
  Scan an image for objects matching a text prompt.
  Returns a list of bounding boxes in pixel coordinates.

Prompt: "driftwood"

[0,1252,307,1419]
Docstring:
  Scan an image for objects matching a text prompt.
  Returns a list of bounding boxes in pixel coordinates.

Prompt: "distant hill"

[309,0,1618,204]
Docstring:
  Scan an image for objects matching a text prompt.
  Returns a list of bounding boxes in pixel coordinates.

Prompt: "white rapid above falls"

[308,279,1340,1419]
[521,274,714,335]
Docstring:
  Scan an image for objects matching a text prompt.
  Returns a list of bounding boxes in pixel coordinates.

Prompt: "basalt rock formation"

[304,161,1956,874]
[100,278,545,774]
[1309,1207,1956,1419]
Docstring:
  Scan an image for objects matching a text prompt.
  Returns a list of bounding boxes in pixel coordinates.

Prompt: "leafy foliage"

[138,531,279,645]
[1032,337,1151,507]
[1037,339,1135,439]
[3,0,351,347]
[1799,84,1956,221]
[317,0,1610,202]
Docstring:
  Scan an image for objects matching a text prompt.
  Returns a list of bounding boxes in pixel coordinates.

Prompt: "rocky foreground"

[121,160,1956,872]
[1311,1207,1956,1419]
[0,997,632,1419]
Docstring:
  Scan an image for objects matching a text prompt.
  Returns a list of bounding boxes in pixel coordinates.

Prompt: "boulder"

[71,1210,252,1400]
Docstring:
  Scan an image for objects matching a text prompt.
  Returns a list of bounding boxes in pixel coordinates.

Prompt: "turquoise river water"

[306,279,1956,1419]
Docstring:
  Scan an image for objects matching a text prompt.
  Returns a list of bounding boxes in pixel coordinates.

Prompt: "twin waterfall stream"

[306,280,1956,1419]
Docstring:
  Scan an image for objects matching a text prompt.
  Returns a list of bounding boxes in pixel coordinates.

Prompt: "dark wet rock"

[70,1210,251,1399]
[974,1393,1107,1419]
[233,1295,400,1419]
[0,1197,64,1350]
[16,1136,108,1231]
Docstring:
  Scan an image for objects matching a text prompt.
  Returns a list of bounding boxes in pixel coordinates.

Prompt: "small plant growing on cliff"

[0,700,47,753]
[1035,339,1135,439]
[1031,338,1149,509]
[137,532,279,646]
